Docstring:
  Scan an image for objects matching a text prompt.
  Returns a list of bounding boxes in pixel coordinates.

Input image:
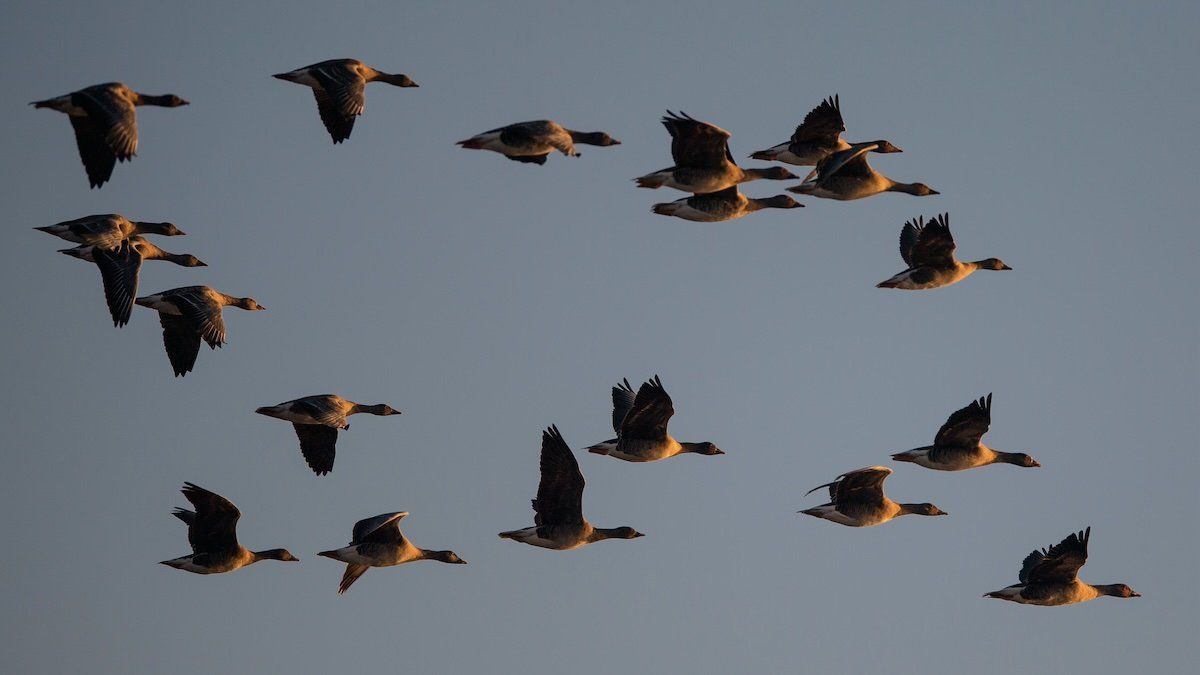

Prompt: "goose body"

[652,186,801,222]
[457,120,619,164]
[35,214,184,248]
[318,512,465,594]
[274,59,417,143]
[985,527,1139,606]
[135,286,266,376]
[499,425,644,550]
[160,482,297,575]
[892,394,1038,471]
[788,143,936,201]
[876,214,1011,290]
[255,395,401,475]
[636,111,795,192]
[585,376,723,462]
[799,466,947,527]
[32,83,188,188]
[749,95,902,166]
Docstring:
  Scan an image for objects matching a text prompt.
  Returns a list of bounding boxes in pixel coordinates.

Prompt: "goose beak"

[1002,264,1013,270]
[1131,592,1142,597]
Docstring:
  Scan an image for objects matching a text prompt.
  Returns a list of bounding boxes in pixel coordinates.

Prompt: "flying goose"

[499,425,644,550]
[585,376,724,461]
[788,143,937,200]
[635,111,795,193]
[456,120,620,164]
[749,95,902,166]
[651,185,801,222]
[35,214,184,248]
[160,482,298,574]
[135,286,266,377]
[318,512,466,594]
[877,214,1011,290]
[59,237,206,327]
[985,527,1140,605]
[273,59,418,143]
[32,83,188,188]
[255,395,401,476]
[799,466,947,527]
[892,394,1038,471]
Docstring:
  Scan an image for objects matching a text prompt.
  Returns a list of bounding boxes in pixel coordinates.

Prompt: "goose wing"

[532,425,585,526]
[308,62,366,143]
[907,213,956,268]
[158,314,201,377]
[663,111,734,168]
[92,239,142,327]
[934,393,991,447]
[790,95,845,144]
[807,466,891,507]
[611,378,636,434]
[619,375,674,441]
[73,85,138,160]
[179,482,241,554]
[351,512,410,545]
[167,287,226,348]
[1020,527,1091,584]
[293,423,339,475]
[68,116,117,188]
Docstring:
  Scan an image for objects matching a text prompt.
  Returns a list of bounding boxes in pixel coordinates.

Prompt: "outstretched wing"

[935,393,991,447]
[351,512,409,545]
[92,239,142,327]
[337,564,370,594]
[309,62,366,143]
[73,85,138,160]
[662,111,734,168]
[619,375,674,441]
[1021,527,1091,584]
[179,482,241,554]
[158,314,201,377]
[611,378,636,434]
[791,95,845,143]
[828,466,892,507]
[68,116,117,188]
[908,213,956,268]
[532,425,585,526]
[293,423,339,475]
[169,289,226,348]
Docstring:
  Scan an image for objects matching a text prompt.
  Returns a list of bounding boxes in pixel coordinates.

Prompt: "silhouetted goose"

[892,393,1038,471]
[585,376,724,461]
[135,286,266,377]
[255,395,401,476]
[799,466,947,527]
[59,237,206,327]
[635,111,795,192]
[160,482,298,574]
[457,120,620,164]
[788,143,937,200]
[877,214,1011,290]
[273,59,418,143]
[749,95,902,166]
[985,527,1140,605]
[499,425,644,550]
[35,214,184,248]
[32,83,188,188]
[651,185,802,222]
[318,512,466,594]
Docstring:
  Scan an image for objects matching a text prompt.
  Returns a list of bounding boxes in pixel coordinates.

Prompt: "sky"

[1,1,1197,673]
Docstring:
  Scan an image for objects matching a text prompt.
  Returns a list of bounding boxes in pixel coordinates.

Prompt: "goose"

[135,286,266,377]
[59,237,206,327]
[456,120,620,164]
[799,466,947,527]
[749,95,902,166]
[985,527,1140,605]
[32,83,188,188]
[254,395,401,476]
[788,143,937,200]
[892,394,1038,471]
[160,482,298,574]
[273,59,418,143]
[499,425,644,550]
[35,214,184,248]
[877,214,1011,290]
[651,185,801,222]
[318,512,466,594]
[635,111,795,192]
[585,376,724,461]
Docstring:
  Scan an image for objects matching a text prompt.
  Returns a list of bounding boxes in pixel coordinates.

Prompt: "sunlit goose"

[985,527,1140,605]
[651,185,801,222]
[788,143,937,200]
[135,286,266,377]
[35,214,184,248]
[273,59,418,143]
[32,83,188,188]
[254,395,401,476]
[635,111,795,193]
[749,95,902,166]
[318,512,466,594]
[499,425,644,550]
[457,120,620,164]
[892,393,1038,471]
[585,376,724,461]
[799,466,947,527]
[876,214,1011,290]
[59,237,206,327]
[160,482,298,574]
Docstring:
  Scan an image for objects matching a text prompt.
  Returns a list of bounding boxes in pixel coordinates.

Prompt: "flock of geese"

[30,59,1138,605]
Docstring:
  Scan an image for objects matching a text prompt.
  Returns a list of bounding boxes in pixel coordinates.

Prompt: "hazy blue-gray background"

[2,1,1196,672]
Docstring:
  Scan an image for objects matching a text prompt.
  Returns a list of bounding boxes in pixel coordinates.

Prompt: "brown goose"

[892,393,1038,471]
[274,59,417,143]
[160,482,298,574]
[135,286,266,377]
[651,185,801,222]
[499,425,644,550]
[457,120,620,164]
[788,143,937,200]
[32,83,188,188]
[877,214,1011,290]
[255,395,401,476]
[749,95,901,166]
[985,528,1140,605]
[799,466,947,527]
[35,214,184,248]
[318,512,466,594]
[59,237,206,327]
[635,111,795,193]
[585,376,723,461]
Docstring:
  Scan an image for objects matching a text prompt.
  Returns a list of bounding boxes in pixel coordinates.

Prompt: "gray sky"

[2,1,1196,673]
